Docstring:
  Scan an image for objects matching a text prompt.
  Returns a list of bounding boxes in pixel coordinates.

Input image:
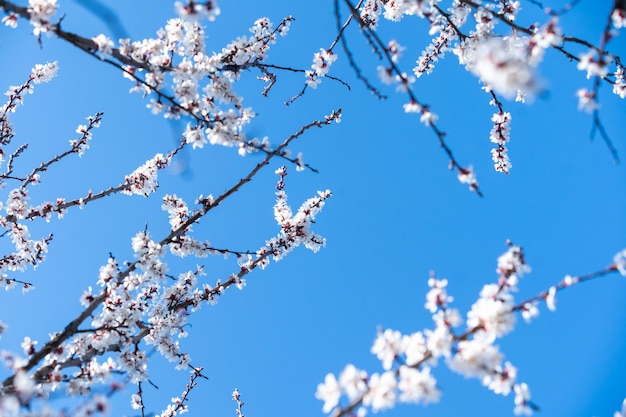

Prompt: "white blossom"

[30,61,59,84]
[457,166,479,192]
[362,371,397,412]
[27,0,58,35]
[92,34,114,57]
[2,13,18,28]
[467,283,516,340]
[576,88,599,113]
[577,52,609,79]
[123,153,168,196]
[513,383,533,415]
[316,373,341,413]
[614,249,626,276]
[371,328,403,370]
[466,36,541,99]
[612,8,626,29]
[339,364,368,400]
[613,67,626,98]
[447,339,503,380]
[397,366,440,404]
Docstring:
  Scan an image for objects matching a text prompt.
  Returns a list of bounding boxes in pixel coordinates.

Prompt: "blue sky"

[0,1,625,417]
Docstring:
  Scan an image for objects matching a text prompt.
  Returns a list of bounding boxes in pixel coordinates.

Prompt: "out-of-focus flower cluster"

[316,244,626,416]
[317,243,539,416]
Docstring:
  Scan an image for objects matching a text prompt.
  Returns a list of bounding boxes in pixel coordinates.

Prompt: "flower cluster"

[27,0,58,35]
[122,153,169,196]
[353,0,624,181]
[414,5,468,78]
[0,188,52,288]
[306,49,338,89]
[317,243,540,416]
[576,88,599,113]
[109,14,293,156]
[316,244,622,417]
[614,249,626,277]
[462,36,540,99]
[92,34,114,57]
[264,166,331,262]
[490,111,513,174]
[577,52,610,80]
[613,67,626,99]
[457,166,478,192]
[0,158,331,414]
[71,113,102,157]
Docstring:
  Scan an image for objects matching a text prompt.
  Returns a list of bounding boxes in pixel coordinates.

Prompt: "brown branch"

[343,0,483,196]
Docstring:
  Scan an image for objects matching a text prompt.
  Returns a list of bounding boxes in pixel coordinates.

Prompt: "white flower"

[305,71,321,89]
[30,61,58,84]
[447,339,503,379]
[377,66,394,84]
[497,244,530,284]
[613,8,626,29]
[614,249,626,276]
[2,13,18,28]
[563,274,578,286]
[92,34,114,57]
[339,364,367,400]
[395,72,415,92]
[425,325,453,358]
[469,37,540,99]
[311,49,337,77]
[531,18,562,49]
[13,371,35,401]
[363,371,397,412]
[21,336,38,356]
[295,152,305,172]
[28,0,58,35]
[613,67,626,98]
[403,101,422,113]
[316,373,341,413]
[397,366,440,404]
[521,302,539,323]
[403,331,428,365]
[123,154,168,196]
[371,328,403,370]
[183,123,207,149]
[425,277,452,313]
[577,52,609,79]
[513,383,533,415]
[576,88,599,113]
[419,109,438,126]
[457,166,479,192]
[387,39,405,63]
[467,283,516,340]
[487,361,517,395]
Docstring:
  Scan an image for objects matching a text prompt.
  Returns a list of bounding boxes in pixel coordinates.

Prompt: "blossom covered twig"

[0,107,338,414]
[318,243,626,417]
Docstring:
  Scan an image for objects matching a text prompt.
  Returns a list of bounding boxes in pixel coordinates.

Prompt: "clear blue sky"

[0,1,625,417]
